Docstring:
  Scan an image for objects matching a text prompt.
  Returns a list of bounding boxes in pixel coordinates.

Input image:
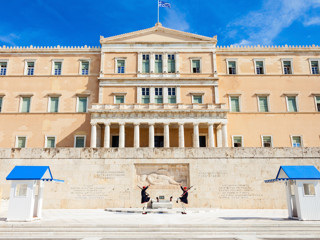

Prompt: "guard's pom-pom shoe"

[142,212,147,215]
[181,212,187,214]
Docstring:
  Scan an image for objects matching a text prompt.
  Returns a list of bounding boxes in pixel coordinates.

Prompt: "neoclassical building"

[0,23,319,149]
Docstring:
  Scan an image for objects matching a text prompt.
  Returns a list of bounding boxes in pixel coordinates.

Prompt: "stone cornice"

[0,45,100,54]
[217,44,320,53]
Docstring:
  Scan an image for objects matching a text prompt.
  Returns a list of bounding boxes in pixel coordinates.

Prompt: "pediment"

[100,23,217,44]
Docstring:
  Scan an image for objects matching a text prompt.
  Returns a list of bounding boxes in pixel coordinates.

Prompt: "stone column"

[138,52,142,73]
[150,53,155,73]
[163,87,168,103]
[214,86,219,104]
[150,87,155,104]
[164,123,170,148]
[179,123,185,148]
[90,123,97,148]
[175,53,180,73]
[208,123,215,148]
[193,123,199,148]
[104,123,110,148]
[119,123,125,148]
[137,87,141,104]
[216,125,222,147]
[176,86,181,103]
[134,123,140,148]
[222,123,228,147]
[149,123,155,148]
[163,53,168,73]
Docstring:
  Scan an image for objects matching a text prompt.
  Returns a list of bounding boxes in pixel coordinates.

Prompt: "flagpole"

[157,0,159,23]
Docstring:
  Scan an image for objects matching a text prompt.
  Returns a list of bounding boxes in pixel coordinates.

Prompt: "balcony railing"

[91,103,227,111]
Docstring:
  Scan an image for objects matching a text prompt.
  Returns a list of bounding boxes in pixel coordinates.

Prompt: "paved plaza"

[0,206,320,239]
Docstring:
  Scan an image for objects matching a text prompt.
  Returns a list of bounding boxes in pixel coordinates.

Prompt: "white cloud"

[304,17,320,26]
[162,8,190,31]
[0,33,19,46]
[227,0,320,45]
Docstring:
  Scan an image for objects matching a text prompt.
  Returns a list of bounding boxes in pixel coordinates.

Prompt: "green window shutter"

[192,60,200,73]
[155,61,162,73]
[115,96,124,104]
[78,97,87,112]
[0,97,2,112]
[168,96,176,103]
[259,96,268,112]
[21,97,31,112]
[82,62,89,70]
[46,137,55,148]
[17,137,26,148]
[50,97,59,112]
[142,96,150,104]
[75,137,85,147]
[292,136,301,147]
[230,97,240,112]
[168,59,175,73]
[193,95,202,104]
[287,96,297,112]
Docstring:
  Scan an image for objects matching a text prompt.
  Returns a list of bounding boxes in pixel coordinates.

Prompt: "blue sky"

[1,0,320,47]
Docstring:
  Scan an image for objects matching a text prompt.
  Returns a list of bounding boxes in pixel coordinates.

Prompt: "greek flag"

[159,1,171,8]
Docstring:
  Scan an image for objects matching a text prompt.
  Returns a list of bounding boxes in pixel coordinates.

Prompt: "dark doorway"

[199,136,206,147]
[154,136,164,147]
[112,136,119,147]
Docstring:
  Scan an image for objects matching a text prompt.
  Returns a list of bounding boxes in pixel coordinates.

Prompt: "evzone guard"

[140,185,150,214]
[176,184,193,214]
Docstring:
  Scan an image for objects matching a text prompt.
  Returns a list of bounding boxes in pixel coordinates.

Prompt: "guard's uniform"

[141,186,150,203]
[179,186,188,204]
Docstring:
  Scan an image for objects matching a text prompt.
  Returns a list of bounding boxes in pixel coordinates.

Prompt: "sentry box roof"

[6,166,64,182]
[265,165,320,183]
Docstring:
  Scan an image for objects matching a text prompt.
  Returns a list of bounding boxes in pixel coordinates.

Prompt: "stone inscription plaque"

[198,171,227,178]
[218,184,262,200]
[70,185,112,199]
[95,171,125,179]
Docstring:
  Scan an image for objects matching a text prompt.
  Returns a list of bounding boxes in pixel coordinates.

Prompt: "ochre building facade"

[0,23,320,149]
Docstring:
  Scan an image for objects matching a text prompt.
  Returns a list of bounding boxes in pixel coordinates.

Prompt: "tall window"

[0,97,3,112]
[168,87,176,103]
[46,136,56,148]
[232,136,242,147]
[54,61,62,75]
[154,88,163,103]
[49,97,59,113]
[303,183,315,196]
[311,61,319,74]
[20,97,31,113]
[230,96,240,112]
[315,96,320,112]
[258,96,269,112]
[141,87,150,104]
[262,136,272,147]
[26,62,35,76]
[283,60,292,74]
[228,61,237,74]
[255,60,264,74]
[286,96,298,112]
[81,61,89,75]
[75,136,86,148]
[142,54,150,73]
[0,62,7,75]
[16,136,26,148]
[115,95,124,104]
[117,60,125,73]
[77,97,87,112]
[155,54,163,73]
[192,60,200,73]
[168,54,175,73]
[15,184,28,197]
[292,136,302,147]
[192,95,203,104]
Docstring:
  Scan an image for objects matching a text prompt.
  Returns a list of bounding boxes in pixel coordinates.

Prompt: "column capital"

[104,122,111,126]
[134,122,140,126]
[149,122,155,126]
[91,123,97,126]
[193,122,199,126]
[208,122,214,126]
[163,122,170,126]
[119,122,125,126]
[178,122,184,126]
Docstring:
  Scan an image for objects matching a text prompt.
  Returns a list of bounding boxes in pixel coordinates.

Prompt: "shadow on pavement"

[220,217,290,221]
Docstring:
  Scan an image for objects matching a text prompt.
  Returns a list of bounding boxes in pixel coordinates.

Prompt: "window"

[142,54,150,73]
[315,96,320,112]
[232,136,242,147]
[255,60,264,74]
[53,61,62,75]
[199,136,206,147]
[77,97,88,112]
[20,97,31,113]
[310,60,319,74]
[0,97,3,112]
[115,95,124,104]
[0,62,7,75]
[230,96,240,112]
[258,96,269,112]
[81,61,89,75]
[228,61,237,74]
[291,136,302,147]
[26,61,35,76]
[262,136,272,147]
[111,136,119,147]
[286,96,298,112]
[283,60,292,74]
[75,136,86,148]
[303,183,316,196]
[45,136,56,148]
[49,97,59,113]
[154,136,164,147]
[168,54,175,73]
[192,95,203,104]
[168,87,176,103]
[141,87,150,104]
[192,59,200,73]
[117,59,125,74]
[155,87,163,103]
[15,184,28,197]
[155,54,163,73]
[16,136,26,148]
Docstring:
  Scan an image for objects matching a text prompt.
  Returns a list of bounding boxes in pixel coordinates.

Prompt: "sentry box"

[6,166,63,222]
[265,165,320,220]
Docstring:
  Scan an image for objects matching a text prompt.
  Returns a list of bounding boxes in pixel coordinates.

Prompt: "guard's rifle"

[181,185,194,197]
